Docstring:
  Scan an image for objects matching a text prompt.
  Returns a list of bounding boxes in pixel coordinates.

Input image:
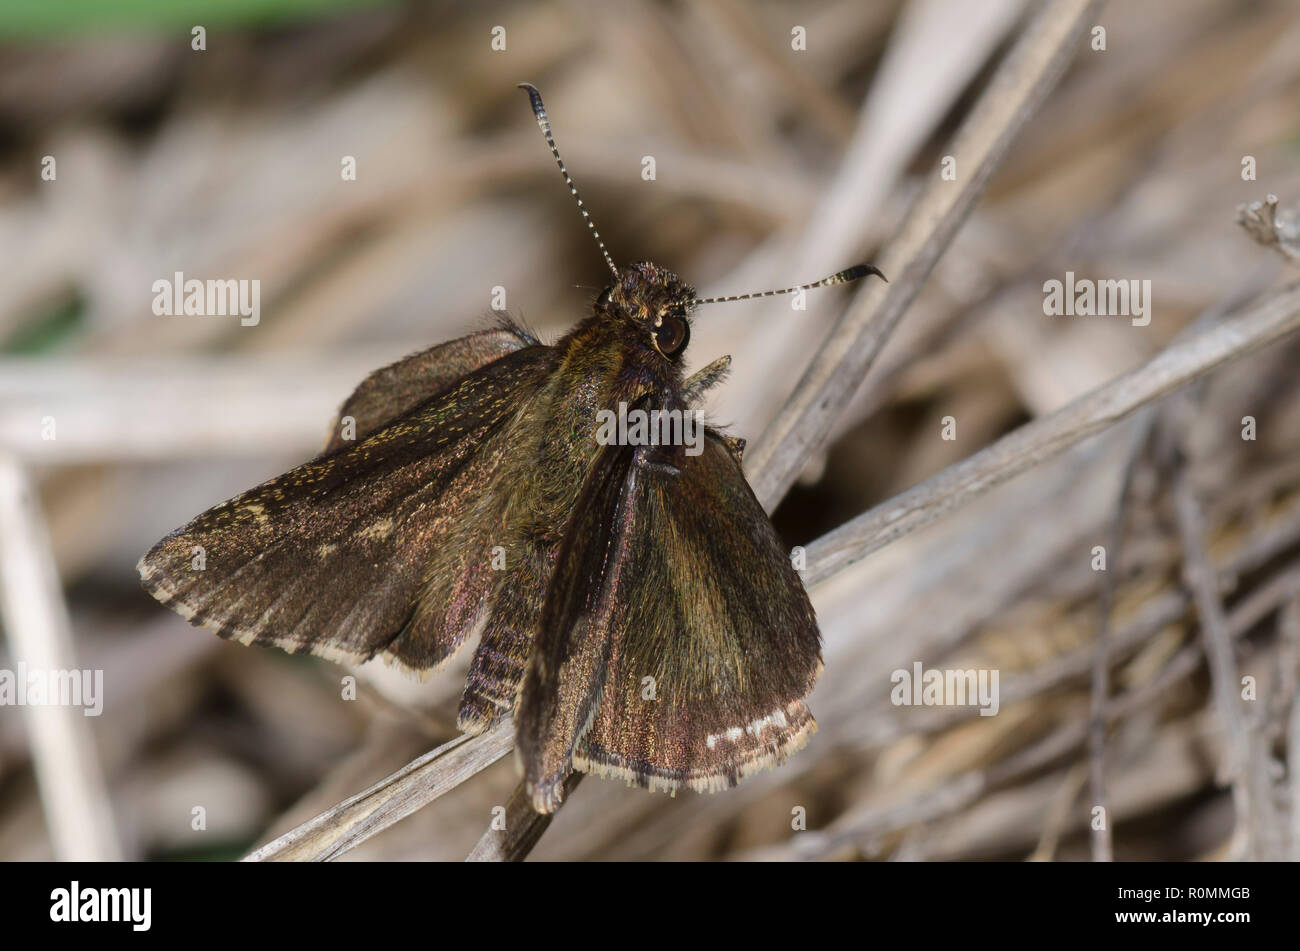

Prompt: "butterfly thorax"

[518,278,690,536]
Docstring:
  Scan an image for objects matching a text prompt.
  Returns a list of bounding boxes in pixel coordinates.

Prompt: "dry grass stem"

[0,456,121,860]
[803,282,1300,588]
[748,0,1106,509]
[243,721,512,862]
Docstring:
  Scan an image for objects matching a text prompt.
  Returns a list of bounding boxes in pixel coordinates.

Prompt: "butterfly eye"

[653,312,689,358]
[596,287,612,309]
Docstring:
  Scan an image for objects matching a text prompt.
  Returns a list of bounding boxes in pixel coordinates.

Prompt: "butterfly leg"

[682,354,732,403]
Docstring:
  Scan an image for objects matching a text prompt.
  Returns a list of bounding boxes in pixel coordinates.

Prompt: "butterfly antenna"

[692,263,886,306]
[519,83,619,280]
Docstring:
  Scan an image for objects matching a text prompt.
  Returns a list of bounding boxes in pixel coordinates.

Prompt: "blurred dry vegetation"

[2,0,1300,861]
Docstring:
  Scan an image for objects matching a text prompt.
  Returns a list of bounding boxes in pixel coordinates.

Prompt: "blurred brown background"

[2,0,1300,861]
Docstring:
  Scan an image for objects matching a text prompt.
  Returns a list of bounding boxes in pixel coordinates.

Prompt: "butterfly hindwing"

[520,430,822,811]
[139,341,557,674]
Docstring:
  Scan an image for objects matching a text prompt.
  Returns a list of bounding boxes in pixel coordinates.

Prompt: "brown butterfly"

[139,84,884,812]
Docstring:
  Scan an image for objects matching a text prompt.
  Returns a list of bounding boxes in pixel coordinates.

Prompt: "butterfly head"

[597,261,696,361]
[521,82,886,364]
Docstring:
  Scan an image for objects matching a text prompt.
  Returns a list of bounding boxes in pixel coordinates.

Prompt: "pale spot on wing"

[357,518,394,540]
[705,706,790,749]
[573,701,816,797]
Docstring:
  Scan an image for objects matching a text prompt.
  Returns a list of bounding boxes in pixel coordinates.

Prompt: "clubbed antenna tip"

[840,263,887,284]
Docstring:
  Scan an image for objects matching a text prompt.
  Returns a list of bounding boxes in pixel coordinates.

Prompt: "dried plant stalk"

[803,282,1300,587]
[0,456,121,860]
[748,0,1107,509]
[244,721,512,862]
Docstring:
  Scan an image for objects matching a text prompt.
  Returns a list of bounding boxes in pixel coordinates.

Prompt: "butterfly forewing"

[576,432,822,795]
[139,341,557,673]
[516,441,642,810]
[520,431,822,811]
